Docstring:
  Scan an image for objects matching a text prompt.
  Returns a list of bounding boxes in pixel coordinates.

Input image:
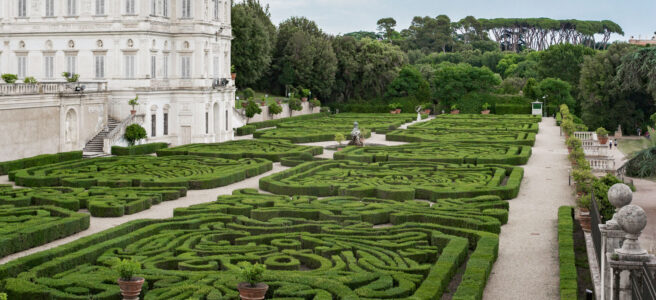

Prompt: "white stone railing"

[0,82,107,96]
[584,145,610,157]
[103,114,145,154]
[575,131,596,141]
[587,158,615,171]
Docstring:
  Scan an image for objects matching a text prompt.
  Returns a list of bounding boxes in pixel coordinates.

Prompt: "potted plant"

[481,103,491,115]
[450,104,460,114]
[62,72,80,83]
[388,103,397,114]
[23,76,38,84]
[335,133,345,150]
[596,127,609,145]
[112,259,144,300]
[241,101,248,108]
[310,98,321,108]
[299,88,311,102]
[237,262,268,300]
[128,96,139,115]
[268,102,282,116]
[1,74,18,84]
[422,103,432,115]
[566,137,582,154]
[231,65,237,81]
[577,194,592,231]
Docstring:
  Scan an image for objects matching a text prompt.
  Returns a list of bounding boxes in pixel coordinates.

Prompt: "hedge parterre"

[409,117,540,133]
[0,151,82,176]
[1,189,505,299]
[558,206,578,299]
[11,156,272,190]
[260,160,523,200]
[334,142,532,165]
[386,129,537,146]
[0,204,89,258]
[157,139,323,162]
[0,186,187,217]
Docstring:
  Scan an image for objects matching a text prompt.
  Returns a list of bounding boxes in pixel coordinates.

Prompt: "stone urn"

[117,277,144,300]
[238,282,269,300]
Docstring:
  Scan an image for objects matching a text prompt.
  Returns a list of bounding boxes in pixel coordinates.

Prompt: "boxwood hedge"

[386,129,537,146]
[12,156,272,190]
[111,143,169,156]
[260,160,523,200]
[0,151,82,176]
[0,189,506,299]
[558,206,578,300]
[157,139,323,162]
[334,142,532,165]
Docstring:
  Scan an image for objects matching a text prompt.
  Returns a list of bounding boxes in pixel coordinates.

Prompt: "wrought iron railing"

[590,186,603,268]
[632,263,656,300]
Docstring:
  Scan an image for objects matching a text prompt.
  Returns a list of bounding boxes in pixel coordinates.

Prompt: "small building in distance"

[628,35,656,46]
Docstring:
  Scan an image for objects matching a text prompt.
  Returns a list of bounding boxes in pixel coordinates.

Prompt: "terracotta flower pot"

[395,109,401,113]
[231,73,237,80]
[423,109,431,114]
[390,110,396,114]
[450,110,460,115]
[599,136,609,145]
[481,110,490,115]
[567,147,572,154]
[130,110,136,115]
[238,282,269,300]
[301,97,308,102]
[578,208,591,232]
[241,102,248,108]
[117,277,145,300]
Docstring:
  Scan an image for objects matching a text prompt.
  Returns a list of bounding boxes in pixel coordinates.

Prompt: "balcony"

[0,82,108,96]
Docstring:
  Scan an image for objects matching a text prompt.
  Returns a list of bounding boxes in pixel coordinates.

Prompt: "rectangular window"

[95,0,105,15]
[181,56,190,79]
[94,55,105,79]
[17,56,27,78]
[45,0,54,17]
[181,0,191,18]
[18,0,27,17]
[151,0,157,15]
[205,112,209,134]
[213,0,219,20]
[44,56,54,79]
[67,0,76,16]
[225,110,228,131]
[162,0,168,17]
[66,55,77,75]
[124,55,135,79]
[151,114,157,137]
[163,113,168,135]
[150,55,156,79]
[213,56,219,78]
[162,55,169,78]
[126,0,135,14]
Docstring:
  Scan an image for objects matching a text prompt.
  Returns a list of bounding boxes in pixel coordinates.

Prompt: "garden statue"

[349,121,364,146]
[415,105,423,122]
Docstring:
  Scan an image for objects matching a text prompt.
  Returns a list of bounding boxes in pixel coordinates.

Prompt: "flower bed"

[157,139,322,162]
[12,156,272,190]
[334,142,532,165]
[0,189,505,299]
[260,160,523,200]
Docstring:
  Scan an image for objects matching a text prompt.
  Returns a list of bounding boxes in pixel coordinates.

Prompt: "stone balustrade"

[585,145,610,157]
[575,131,596,141]
[589,158,616,171]
[0,82,107,96]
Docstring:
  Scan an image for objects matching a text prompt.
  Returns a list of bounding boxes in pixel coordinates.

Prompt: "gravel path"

[483,117,575,300]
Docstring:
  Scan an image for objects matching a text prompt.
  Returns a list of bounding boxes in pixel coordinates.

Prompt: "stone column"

[601,184,634,299]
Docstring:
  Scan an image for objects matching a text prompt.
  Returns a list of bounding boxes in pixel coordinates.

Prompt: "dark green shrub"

[268,102,282,115]
[0,151,82,176]
[1,74,17,84]
[245,100,262,119]
[111,143,168,156]
[557,206,577,300]
[124,124,147,146]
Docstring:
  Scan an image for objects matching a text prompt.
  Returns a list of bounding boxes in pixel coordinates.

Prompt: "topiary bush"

[245,99,262,120]
[268,102,282,115]
[124,124,147,146]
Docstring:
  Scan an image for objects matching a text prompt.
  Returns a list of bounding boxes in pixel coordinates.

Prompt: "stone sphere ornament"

[608,183,632,208]
[616,204,647,235]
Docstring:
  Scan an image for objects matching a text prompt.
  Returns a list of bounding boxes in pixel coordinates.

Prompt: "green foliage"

[268,102,282,115]
[376,17,398,41]
[128,96,139,110]
[124,124,147,146]
[538,78,575,108]
[334,133,345,145]
[499,77,526,94]
[624,147,656,178]
[617,47,656,99]
[0,292,6,300]
[157,139,322,162]
[111,143,168,156]
[538,44,595,86]
[651,113,656,127]
[0,151,82,176]
[596,127,609,137]
[309,98,321,108]
[385,65,430,101]
[239,262,266,287]
[241,88,256,100]
[523,78,540,100]
[432,63,501,107]
[235,112,328,136]
[112,259,141,281]
[1,74,17,84]
[558,206,578,300]
[288,99,302,111]
[231,0,275,87]
[245,99,263,119]
[61,72,80,82]
[23,76,37,84]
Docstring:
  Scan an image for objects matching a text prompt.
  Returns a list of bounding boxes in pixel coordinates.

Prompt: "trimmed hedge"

[157,139,323,162]
[558,206,578,300]
[260,160,524,201]
[0,186,187,217]
[0,151,82,176]
[386,129,537,146]
[235,112,329,136]
[0,205,89,257]
[1,189,505,299]
[111,143,168,156]
[334,142,532,165]
[12,156,272,190]
[410,114,541,133]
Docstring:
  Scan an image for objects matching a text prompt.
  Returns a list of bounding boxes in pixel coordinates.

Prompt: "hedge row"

[558,206,578,300]
[259,160,523,201]
[157,139,323,162]
[386,129,537,146]
[235,112,329,136]
[0,151,82,176]
[0,204,89,258]
[1,189,505,299]
[410,114,541,133]
[111,143,168,156]
[0,186,186,217]
[334,142,532,165]
[254,128,373,144]
[12,156,272,190]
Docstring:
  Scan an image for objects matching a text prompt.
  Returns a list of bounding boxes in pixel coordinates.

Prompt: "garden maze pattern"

[157,139,323,162]
[1,189,505,299]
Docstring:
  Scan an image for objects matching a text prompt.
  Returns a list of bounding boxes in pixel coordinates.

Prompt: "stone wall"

[234,101,320,127]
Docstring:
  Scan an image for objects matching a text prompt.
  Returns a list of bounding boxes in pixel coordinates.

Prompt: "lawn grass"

[618,138,651,157]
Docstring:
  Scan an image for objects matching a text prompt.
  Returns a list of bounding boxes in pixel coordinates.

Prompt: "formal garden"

[0,111,545,299]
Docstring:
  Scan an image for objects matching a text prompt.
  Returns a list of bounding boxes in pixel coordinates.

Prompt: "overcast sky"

[258,0,656,42]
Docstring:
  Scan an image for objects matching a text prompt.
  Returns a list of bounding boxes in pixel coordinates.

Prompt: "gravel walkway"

[483,117,576,300]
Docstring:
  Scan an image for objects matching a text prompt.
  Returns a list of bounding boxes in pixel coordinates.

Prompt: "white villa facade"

[0,0,236,160]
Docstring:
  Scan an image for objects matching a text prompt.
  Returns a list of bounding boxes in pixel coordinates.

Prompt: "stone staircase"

[83,117,120,153]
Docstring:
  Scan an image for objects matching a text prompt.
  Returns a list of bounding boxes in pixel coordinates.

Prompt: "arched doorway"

[213,102,221,141]
[65,109,78,146]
